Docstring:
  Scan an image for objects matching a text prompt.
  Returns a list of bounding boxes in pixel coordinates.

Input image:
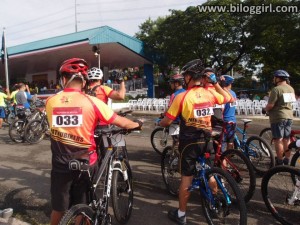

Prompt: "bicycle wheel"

[221,149,256,203]
[161,146,181,196]
[112,159,133,224]
[9,119,26,143]
[58,204,95,225]
[150,127,172,155]
[259,127,274,147]
[24,119,46,144]
[245,135,275,176]
[261,166,300,225]
[290,151,300,184]
[201,167,247,225]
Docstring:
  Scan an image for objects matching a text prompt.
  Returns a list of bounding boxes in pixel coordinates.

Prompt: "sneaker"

[168,209,187,225]
[276,158,283,166]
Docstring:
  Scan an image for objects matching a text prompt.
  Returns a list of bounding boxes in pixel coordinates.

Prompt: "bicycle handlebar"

[94,126,139,137]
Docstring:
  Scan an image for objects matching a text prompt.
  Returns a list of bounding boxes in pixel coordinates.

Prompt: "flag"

[1,30,5,64]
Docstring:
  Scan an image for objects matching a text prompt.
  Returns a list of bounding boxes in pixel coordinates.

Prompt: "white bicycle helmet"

[87,67,103,80]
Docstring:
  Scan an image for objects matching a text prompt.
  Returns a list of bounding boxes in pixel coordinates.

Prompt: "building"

[0,26,155,97]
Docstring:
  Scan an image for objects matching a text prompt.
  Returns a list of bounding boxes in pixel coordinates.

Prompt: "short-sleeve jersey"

[91,85,114,104]
[10,90,18,104]
[166,86,230,140]
[168,88,186,123]
[46,88,117,172]
[0,92,8,107]
[223,90,237,122]
[268,84,294,123]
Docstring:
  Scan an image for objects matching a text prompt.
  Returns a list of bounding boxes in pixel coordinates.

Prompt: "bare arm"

[159,116,173,127]
[214,83,234,103]
[264,103,274,112]
[111,115,140,129]
[109,81,126,100]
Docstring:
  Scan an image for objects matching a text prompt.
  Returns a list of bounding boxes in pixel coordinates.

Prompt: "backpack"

[86,85,101,97]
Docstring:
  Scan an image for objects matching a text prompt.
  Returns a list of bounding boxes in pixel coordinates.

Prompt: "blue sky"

[0,0,204,47]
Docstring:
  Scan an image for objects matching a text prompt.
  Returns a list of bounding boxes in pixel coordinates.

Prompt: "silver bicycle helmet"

[87,67,103,80]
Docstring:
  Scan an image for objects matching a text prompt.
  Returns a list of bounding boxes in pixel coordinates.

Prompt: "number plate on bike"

[169,124,179,135]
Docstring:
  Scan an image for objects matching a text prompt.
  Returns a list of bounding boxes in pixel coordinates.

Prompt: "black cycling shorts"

[179,138,211,176]
[51,163,98,211]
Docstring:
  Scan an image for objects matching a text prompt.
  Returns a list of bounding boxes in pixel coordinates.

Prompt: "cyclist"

[220,75,237,151]
[159,59,233,225]
[264,70,295,165]
[86,67,126,105]
[45,58,142,225]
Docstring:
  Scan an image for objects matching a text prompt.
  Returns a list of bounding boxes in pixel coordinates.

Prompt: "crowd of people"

[0,56,298,225]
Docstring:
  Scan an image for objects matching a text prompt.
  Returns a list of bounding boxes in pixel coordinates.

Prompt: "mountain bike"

[59,126,137,225]
[234,119,275,175]
[24,108,49,144]
[3,101,15,125]
[260,127,300,168]
[261,165,300,225]
[211,120,256,203]
[189,153,247,225]
[150,118,178,155]
[161,119,256,203]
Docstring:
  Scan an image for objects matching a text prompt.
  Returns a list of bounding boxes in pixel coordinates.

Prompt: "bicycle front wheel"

[58,204,95,225]
[261,166,300,225]
[9,119,26,143]
[24,119,46,144]
[259,127,273,147]
[150,127,171,155]
[245,135,275,176]
[161,146,181,196]
[221,149,256,203]
[112,159,133,224]
[201,167,247,225]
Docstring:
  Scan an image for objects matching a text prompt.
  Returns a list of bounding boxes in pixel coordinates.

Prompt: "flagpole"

[2,28,9,89]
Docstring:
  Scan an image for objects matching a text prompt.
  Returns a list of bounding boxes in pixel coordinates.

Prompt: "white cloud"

[0,0,205,47]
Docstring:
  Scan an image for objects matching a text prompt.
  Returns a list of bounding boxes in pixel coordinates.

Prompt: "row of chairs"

[235,99,267,116]
[128,98,169,111]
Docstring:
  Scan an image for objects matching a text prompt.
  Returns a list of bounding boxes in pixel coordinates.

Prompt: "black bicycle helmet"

[274,70,290,79]
[181,59,205,79]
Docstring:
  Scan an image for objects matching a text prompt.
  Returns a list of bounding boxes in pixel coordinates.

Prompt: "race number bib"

[283,93,296,103]
[52,107,83,127]
[194,107,214,118]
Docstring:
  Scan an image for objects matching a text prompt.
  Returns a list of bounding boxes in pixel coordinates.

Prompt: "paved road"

[0,114,299,225]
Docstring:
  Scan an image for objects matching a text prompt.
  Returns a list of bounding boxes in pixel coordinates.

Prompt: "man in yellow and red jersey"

[159,59,233,225]
[86,67,126,104]
[46,58,142,225]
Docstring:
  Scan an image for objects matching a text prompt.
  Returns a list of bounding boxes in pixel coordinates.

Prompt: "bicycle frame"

[191,155,232,207]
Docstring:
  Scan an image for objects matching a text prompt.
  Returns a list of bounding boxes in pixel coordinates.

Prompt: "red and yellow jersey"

[90,84,114,104]
[46,88,117,171]
[166,86,229,140]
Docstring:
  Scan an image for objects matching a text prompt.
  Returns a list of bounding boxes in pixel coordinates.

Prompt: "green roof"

[8,26,147,58]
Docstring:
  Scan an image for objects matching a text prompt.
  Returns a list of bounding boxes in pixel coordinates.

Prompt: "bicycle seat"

[240,119,252,124]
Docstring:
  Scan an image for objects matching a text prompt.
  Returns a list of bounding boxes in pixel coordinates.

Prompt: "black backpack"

[86,85,101,97]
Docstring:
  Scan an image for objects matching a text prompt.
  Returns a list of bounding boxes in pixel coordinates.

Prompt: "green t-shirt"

[268,84,294,123]
[0,92,8,107]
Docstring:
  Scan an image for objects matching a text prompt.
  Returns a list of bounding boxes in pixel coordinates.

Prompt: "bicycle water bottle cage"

[69,159,90,171]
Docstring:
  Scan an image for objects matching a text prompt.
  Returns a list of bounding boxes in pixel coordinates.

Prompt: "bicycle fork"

[287,178,300,205]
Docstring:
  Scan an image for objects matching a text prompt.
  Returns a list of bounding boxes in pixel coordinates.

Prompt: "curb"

[123,109,300,125]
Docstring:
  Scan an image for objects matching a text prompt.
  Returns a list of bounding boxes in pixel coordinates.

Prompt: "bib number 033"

[52,107,83,127]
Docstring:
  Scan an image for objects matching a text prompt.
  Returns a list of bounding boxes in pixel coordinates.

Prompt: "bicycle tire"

[259,127,273,147]
[261,165,300,225]
[201,167,247,225]
[290,151,300,184]
[150,127,171,155]
[245,135,275,176]
[111,159,133,224]
[24,119,46,144]
[9,119,26,143]
[221,149,256,203]
[58,204,95,225]
[161,146,180,196]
